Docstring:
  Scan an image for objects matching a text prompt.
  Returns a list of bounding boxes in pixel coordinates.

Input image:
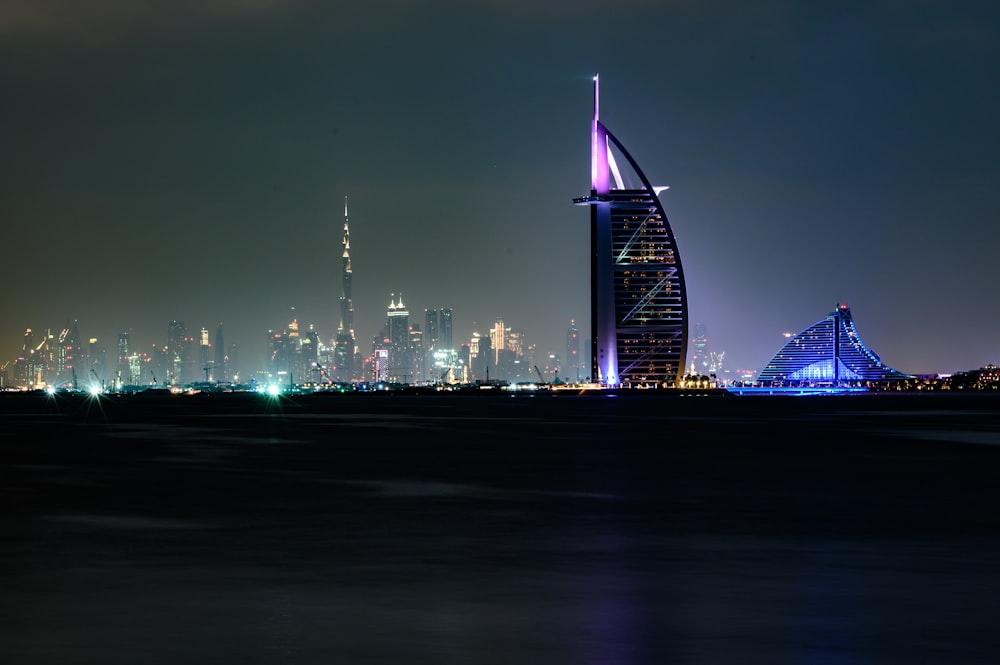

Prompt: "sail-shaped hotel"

[574,75,688,387]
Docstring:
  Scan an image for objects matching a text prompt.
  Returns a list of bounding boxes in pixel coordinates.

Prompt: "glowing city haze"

[2,1,998,379]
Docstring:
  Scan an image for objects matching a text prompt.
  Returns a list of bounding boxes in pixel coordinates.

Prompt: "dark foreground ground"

[3,390,1000,664]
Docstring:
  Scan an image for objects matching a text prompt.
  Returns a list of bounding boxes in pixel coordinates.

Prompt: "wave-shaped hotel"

[574,75,687,388]
[756,304,911,386]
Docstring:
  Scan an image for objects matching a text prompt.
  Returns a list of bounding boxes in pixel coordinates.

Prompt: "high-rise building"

[373,348,389,383]
[425,309,439,350]
[458,343,471,380]
[116,332,129,388]
[440,308,453,351]
[56,319,80,385]
[386,294,411,382]
[150,343,168,387]
[408,324,424,380]
[167,320,186,385]
[689,323,710,376]
[422,307,454,382]
[473,331,492,381]
[334,196,357,383]
[227,342,239,382]
[214,323,226,382]
[287,316,305,383]
[490,318,506,366]
[267,329,287,376]
[183,334,197,384]
[14,328,41,388]
[424,309,439,383]
[302,326,319,383]
[199,327,211,381]
[573,75,688,387]
[488,318,526,381]
[265,315,305,384]
[565,319,580,381]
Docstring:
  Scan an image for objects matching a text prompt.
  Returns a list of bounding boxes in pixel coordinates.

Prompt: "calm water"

[3,391,1000,664]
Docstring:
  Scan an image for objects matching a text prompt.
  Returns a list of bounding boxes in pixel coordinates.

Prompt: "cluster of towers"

[368,298,455,384]
[5,323,94,390]
[3,320,239,391]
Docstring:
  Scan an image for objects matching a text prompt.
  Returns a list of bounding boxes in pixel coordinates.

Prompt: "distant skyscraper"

[425,309,439,349]
[198,327,211,381]
[490,318,506,366]
[214,323,226,381]
[15,328,39,388]
[408,324,424,379]
[334,196,357,382]
[265,314,306,383]
[227,342,239,382]
[386,294,411,382]
[183,334,196,384]
[565,319,579,381]
[573,75,688,387]
[267,328,290,377]
[302,326,319,383]
[57,319,80,384]
[167,320,186,385]
[474,331,492,381]
[151,343,168,386]
[689,323,709,376]
[424,308,439,382]
[440,308,453,350]
[117,332,130,387]
[373,348,388,383]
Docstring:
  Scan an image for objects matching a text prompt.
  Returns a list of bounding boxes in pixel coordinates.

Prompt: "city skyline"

[3,2,999,377]
[2,301,575,388]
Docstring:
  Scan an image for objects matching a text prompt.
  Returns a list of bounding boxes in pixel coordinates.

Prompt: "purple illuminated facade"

[574,75,688,387]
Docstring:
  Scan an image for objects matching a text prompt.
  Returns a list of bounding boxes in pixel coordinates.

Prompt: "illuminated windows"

[757,305,910,385]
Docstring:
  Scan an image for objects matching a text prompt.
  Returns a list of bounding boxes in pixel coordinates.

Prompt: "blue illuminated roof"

[756,304,910,385]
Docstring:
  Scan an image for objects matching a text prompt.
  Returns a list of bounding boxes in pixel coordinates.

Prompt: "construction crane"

[90,368,104,392]
[314,363,333,385]
[534,365,547,384]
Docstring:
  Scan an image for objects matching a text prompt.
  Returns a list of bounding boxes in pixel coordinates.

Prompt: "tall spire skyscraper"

[334,196,357,382]
[573,74,688,387]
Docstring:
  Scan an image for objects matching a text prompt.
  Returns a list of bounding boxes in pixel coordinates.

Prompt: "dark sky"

[2,0,998,377]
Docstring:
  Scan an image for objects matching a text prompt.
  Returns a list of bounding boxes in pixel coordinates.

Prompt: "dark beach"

[3,390,1000,663]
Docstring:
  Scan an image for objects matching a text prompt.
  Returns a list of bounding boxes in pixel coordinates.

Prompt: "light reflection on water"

[7,500,1000,663]
[4,394,1000,663]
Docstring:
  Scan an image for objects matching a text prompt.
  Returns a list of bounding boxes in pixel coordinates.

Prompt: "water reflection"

[5,393,1000,663]
[574,531,638,665]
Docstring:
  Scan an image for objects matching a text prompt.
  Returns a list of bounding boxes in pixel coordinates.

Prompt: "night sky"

[3,0,998,376]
